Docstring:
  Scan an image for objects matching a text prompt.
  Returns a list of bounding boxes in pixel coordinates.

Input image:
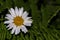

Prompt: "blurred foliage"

[0,0,60,40]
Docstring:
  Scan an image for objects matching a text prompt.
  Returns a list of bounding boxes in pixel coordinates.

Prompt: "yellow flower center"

[13,16,24,26]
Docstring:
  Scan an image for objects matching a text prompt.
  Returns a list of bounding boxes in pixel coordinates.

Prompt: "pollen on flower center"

[13,16,24,26]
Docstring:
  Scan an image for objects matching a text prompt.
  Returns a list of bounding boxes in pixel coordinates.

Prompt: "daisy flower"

[4,7,32,35]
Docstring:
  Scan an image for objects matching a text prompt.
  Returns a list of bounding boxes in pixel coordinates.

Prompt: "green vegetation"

[0,0,60,40]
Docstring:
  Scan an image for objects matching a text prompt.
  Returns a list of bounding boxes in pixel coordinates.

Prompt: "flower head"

[4,7,32,35]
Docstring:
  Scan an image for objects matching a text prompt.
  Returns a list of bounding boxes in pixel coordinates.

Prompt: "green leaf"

[41,5,60,27]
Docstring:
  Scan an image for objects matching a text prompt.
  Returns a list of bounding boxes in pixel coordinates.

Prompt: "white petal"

[9,8,16,17]
[11,29,15,34]
[24,17,32,21]
[15,27,20,35]
[4,20,13,24]
[22,11,28,19]
[26,17,32,20]
[6,24,10,28]
[5,17,12,20]
[6,14,13,19]
[24,20,32,24]
[24,23,31,26]
[11,24,16,34]
[15,7,19,16]
[8,23,14,30]
[21,25,28,33]
[19,7,23,16]
[8,26,13,30]
[5,17,13,21]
